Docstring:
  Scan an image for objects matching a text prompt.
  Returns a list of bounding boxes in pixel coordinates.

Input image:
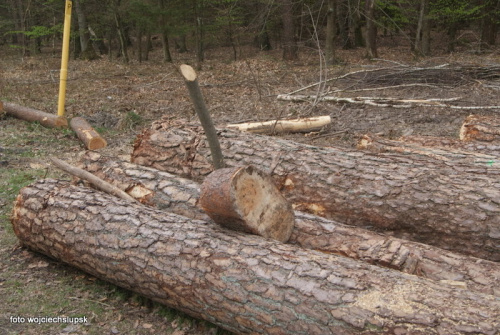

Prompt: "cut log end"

[200,166,295,242]
[180,64,197,82]
[70,117,107,150]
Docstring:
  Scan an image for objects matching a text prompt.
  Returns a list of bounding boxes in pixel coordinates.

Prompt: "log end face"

[232,166,295,242]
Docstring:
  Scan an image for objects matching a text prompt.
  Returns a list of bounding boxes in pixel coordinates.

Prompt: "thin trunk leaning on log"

[460,114,500,142]
[357,134,499,167]
[131,120,500,261]
[78,153,500,297]
[226,116,331,134]
[2,101,68,128]
[12,179,500,335]
[396,135,500,157]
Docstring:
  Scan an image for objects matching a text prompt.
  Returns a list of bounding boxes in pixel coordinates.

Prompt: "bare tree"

[282,0,298,60]
[364,0,378,58]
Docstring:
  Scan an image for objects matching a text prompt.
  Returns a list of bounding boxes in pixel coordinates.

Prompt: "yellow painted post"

[57,0,73,117]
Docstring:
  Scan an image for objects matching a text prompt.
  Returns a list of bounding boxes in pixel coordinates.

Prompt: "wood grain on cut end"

[70,117,107,150]
[200,165,295,242]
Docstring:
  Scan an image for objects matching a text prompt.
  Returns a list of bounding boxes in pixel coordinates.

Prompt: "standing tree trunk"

[325,0,338,65]
[158,0,172,62]
[414,0,430,56]
[73,0,98,60]
[193,0,204,70]
[111,0,129,63]
[282,0,298,60]
[480,0,499,48]
[12,179,500,335]
[131,120,500,261]
[364,0,378,58]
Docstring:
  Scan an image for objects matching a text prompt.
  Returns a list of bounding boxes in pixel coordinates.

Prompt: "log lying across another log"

[460,114,500,142]
[357,134,499,167]
[131,119,500,261]
[78,153,500,297]
[12,179,500,334]
[3,101,68,128]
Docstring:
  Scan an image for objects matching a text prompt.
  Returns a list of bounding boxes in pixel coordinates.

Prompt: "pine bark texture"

[131,120,500,261]
[398,135,500,157]
[460,114,500,143]
[78,153,500,296]
[12,179,500,335]
[357,134,499,167]
[3,102,68,128]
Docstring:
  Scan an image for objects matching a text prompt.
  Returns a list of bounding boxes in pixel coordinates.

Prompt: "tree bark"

[325,0,338,65]
[460,114,500,143]
[131,120,500,261]
[12,179,500,335]
[70,117,107,150]
[73,0,98,60]
[357,134,499,167]
[3,102,68,128]
[400,135,500,157]
[78,152,500,297]
[364,0,378,58]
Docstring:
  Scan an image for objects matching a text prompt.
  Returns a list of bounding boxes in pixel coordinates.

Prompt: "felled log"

[226,116,331,134]
[12,179,500,335]
[357,134,499,167]
[78,153,500,296]
[70,117,107,150]
[199,166,295,242]
[3,101,68,128]
[131,119,500,261]
[460,114,500,142]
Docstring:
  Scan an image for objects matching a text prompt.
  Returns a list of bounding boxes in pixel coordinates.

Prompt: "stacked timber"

[131,119,500,261]
[12,179,500,334]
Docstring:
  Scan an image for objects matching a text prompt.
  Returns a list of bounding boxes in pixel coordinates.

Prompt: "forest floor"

[1,43,499,335]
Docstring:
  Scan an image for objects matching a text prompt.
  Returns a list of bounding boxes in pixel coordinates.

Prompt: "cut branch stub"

[199,165,295,242]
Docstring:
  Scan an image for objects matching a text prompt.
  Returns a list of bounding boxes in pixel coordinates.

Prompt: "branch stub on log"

[199,165,295,242]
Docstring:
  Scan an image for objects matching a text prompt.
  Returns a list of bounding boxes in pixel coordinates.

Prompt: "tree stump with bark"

[199,166,295,242]
[12,179,500,334]
[77,153,500,297]
[131,119,500,261]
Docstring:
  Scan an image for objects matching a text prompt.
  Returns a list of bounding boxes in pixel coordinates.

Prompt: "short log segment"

[226,116,331,134]
[460,114,500,142]
[3,102,68,128]
[199,166,295,242]
[12,179,500,334]
[358,134,499,167]
[131,120,500,261]
[70,117,107,150]
[78,153,500,297]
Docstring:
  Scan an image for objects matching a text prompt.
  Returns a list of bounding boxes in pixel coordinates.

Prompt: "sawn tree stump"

[131,119,500,261]
[12,179,500,334]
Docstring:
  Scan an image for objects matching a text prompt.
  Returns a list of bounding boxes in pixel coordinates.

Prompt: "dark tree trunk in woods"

[73,0,98,60]
[325,0,338,65]
[78,152,500,297]
[131,120,500,261]
[158,0,172,62]
[364,0,378,58]
[282,0,298,60]
[12,179,500,335]
[480,0,499,48]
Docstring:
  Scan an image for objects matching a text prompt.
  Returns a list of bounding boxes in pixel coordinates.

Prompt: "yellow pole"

[57,0,73,117]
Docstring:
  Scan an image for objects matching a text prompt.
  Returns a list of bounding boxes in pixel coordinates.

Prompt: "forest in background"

[1,0,499,66]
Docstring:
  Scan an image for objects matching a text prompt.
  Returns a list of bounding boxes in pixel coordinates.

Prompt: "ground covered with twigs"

[1,44,499,334]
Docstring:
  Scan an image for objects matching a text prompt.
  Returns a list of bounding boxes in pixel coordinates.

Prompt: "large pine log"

[131,119,500,261]
[357,134,499,167]
[78,153,500,296]
[12,179,500,334]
